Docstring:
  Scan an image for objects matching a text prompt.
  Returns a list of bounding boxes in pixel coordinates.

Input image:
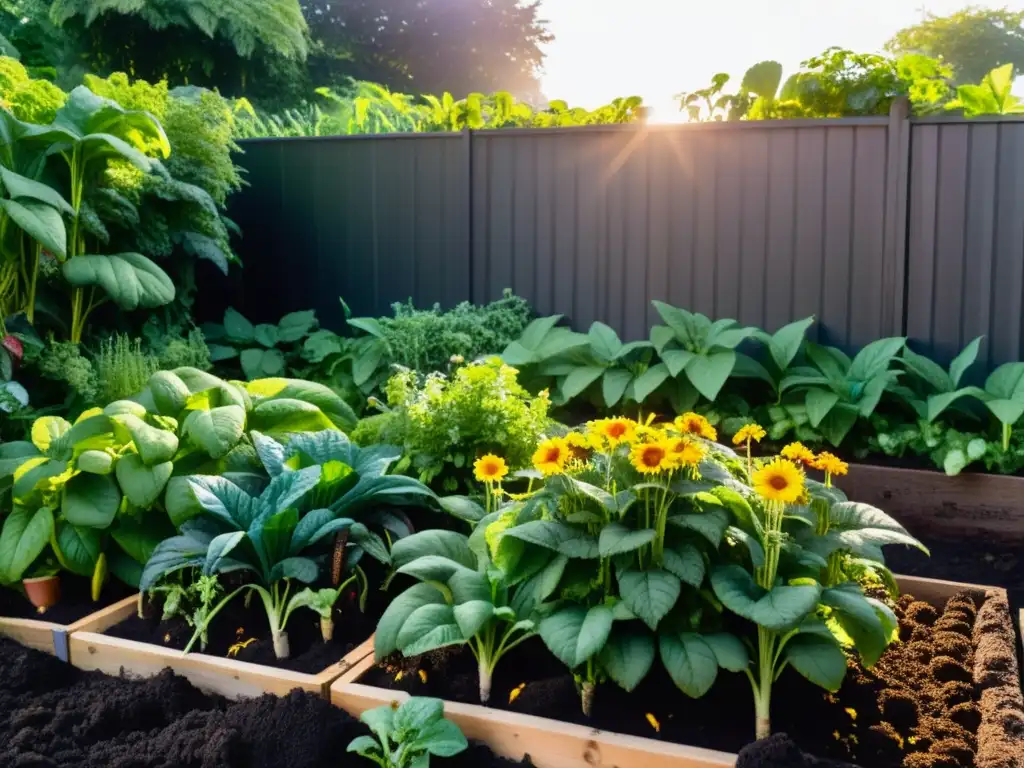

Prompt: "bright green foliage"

[95,333,157,403]
[373,358,551,490]
[307,291,533,402]
[36,339,98,402]
[946,63,1024,116]
[50,0,308,61]
[233,84,645,139]
[377,528,543,703]
[0,56,65,123]
[155,327,211,371]
[348,697,468,768]
[204,307,318,380]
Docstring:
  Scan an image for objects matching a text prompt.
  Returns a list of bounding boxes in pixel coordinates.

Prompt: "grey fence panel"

[230,135,469,327]
[906,120,1024,368]
[469,121,894,347]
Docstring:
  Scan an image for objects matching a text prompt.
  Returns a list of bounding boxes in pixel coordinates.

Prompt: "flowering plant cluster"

[451,416,926,739]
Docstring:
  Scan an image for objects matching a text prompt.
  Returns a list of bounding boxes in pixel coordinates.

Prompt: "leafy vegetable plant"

[347,697,467,768]
[204,307,318,380]
[290,572,368,642]
[375,529,542,703]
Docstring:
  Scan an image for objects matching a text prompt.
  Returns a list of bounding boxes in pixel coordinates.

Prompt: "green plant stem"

[183,584,249,654]
[747,500,785,740]
[1003,422,1012,452]
[25,245,39,323]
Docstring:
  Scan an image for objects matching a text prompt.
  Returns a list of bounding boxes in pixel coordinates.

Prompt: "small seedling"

[347,697,467,767]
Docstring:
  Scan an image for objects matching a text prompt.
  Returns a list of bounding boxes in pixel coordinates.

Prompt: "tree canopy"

[887,6,1024,85]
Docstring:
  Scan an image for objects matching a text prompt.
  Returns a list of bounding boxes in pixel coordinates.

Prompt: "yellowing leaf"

[32,416,71,452]
[75,407,103,424]
[245,378,288,397]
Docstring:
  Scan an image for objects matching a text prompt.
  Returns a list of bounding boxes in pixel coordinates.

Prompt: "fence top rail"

[911,113,1024,125]
[237,131,464,144]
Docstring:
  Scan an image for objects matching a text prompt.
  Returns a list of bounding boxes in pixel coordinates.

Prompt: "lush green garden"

[0,3,1023,768]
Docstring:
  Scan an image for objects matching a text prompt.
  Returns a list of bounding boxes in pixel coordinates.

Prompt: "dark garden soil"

[0,573,134,624]
[362,589,1022,768]
[0,637,525,768]
[106,583,384,675]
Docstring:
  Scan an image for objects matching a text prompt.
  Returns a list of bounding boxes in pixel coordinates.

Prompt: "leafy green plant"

[95,333,158,403]
[650,301,759,408]
[375,529,542,703]
[733,316,816,398]
[503,318,664,408]
[204,307,318,380]
[290,577,367,642]
[367,358,550,491]
[779,337,906,446]
[142,428,437,657]
[947,63,1024,116]
[896,337,982,422]
[347,697,468,768]
[926,361,1024,451]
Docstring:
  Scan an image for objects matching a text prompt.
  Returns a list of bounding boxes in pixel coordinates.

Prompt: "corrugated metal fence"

[227,103,1024,365]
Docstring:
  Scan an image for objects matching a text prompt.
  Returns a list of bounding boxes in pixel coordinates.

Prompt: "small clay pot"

[23,575,61,611]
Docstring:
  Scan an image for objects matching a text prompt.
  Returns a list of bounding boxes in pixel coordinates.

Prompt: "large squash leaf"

[62,253,175,310]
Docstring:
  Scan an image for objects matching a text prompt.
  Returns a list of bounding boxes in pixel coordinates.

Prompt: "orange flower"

[588,417,637,448]
[630,441,674,474]
[732,423,766,446]
[813,452,848,477]
[533,437,570,476]
[473,454,508,483]
[667,437,706,468]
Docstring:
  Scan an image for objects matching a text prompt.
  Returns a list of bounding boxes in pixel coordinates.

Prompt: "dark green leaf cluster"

[349,697,468,768]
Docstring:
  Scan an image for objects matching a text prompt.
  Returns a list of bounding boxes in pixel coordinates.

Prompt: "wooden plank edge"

[0,615,64,655]
[332,682,737,768]
[67,594,140,635]
[311,634,376,697]
[895,574,1002,608]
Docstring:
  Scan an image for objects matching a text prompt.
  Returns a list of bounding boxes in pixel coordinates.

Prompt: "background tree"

[302,0,551,100]
[887,6,1024,85]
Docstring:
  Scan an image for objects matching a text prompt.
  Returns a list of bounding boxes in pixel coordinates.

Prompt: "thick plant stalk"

[478,658,492,703]
[272,630,290,659]
[581,681,596,717]
[321,617,334,642]
[749,500,785,740]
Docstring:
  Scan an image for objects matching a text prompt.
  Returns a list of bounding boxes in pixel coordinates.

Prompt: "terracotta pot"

[23,575,61,611]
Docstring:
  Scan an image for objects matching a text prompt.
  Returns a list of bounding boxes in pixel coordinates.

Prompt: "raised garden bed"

[844,463,1024,539]
[69,589,377,699]
[331,575,1024,768]
[0,635,524,768]
[0,574,137,659]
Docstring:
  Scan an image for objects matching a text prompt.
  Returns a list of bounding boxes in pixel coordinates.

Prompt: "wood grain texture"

[68,631,374,700]
[0,616,63,654]
[844,463,1024,538]
[331,576,1001,768]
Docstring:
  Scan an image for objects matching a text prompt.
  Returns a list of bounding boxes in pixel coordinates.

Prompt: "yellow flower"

[813,452,848,477]
[473,454,508,483]
[565,432,592,462]
[533,437,570,476]
[753,458,806,504]
[667,437,706,468]
[587,417,636,448]
[675,412,718,441]
[630,441,674,474]
[781,441,816,467]
[732,423,767,446]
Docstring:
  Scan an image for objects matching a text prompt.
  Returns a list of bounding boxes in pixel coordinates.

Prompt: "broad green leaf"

[453,600,495,638]
[62,473,121,529]
[223,307,255,343]
[254,324,279,349]
[0,199,67,259]
[902,345,950,393]
[741,60,783,99]
[0,506,54,582]
[277,310,317,342]
[588,322,622,361]
[0,442,40,479]
[149,371,191,415]
[985,398,1024,428]
[561,366,605,401]
[668,508,730,547]
[63,253,175,310]
[711,564,821,631]
[686,350,736,401]
[517,315,563,350]
[768,317,815,371]
[241,348,285,380]
[538,604,613,668]
[115,454,173,507]
[661,349,695,377]
[202,531,247,576]
[617,568,681,630]
[502,520,599,559]
[113,414,178,466]
[599,524,656,557]
[397,603,464,656]
[662,540,706,587]
[376,583,448,658]
[599,623,655,691]
[398,555,476,583]
[822,584,890,667]
[165,476,203,528]
[54,521,101,577]
[110,512,171,566]
[818,403,859,447]
[926,386,985,423]
[633,363,670,402]
[0,166,74,215]
[949,337,983,387]
[732,353,776,388]
[805,389,839,427]
[704,632,749,672]
[784,634,847,691]
[602,368,633,407]
[392,530,477,571]
[848,337,904,381]
[413,717,469,758]
[183,405,245,459]
[77,450,114,475]
[245,378,357,431]
[533,554,569,602]
[31,416,71,453]
[824,502,929,554]
[726,526,765,569]
[659,632,720,698]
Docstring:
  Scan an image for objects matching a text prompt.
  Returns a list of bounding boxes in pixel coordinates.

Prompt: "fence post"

[882,96,912,337]
[463,127,476,305]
